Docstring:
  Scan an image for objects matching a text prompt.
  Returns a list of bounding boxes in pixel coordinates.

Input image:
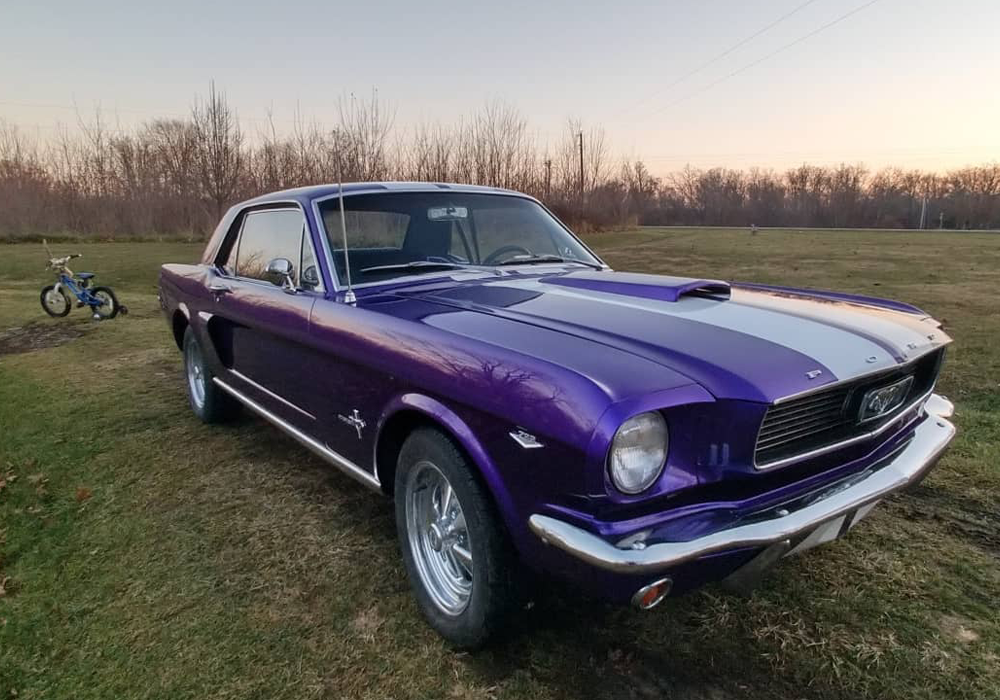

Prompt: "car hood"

[410,269,950,403]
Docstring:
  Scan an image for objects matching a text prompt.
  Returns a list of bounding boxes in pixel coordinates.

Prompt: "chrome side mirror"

[265,257,296,293]
[301,265,320,289]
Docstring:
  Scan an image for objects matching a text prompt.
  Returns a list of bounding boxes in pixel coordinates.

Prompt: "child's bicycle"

[40,240,126,320]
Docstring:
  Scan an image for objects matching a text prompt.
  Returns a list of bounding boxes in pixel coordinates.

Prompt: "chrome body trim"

[227,369,316,421]
[528,395,955,575]
[754,388,934,471]
[213,378,381,491]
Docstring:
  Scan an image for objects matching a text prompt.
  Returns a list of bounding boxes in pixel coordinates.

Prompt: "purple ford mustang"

[159,182,955,647]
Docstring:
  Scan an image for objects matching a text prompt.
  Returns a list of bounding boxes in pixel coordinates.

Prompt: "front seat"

[401,220,453,261]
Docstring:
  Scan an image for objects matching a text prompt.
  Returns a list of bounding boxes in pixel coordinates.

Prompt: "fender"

[376,392,520,535]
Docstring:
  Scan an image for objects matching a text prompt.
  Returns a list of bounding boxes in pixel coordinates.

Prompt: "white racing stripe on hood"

[502,279,899,380]
[731,289,940,362]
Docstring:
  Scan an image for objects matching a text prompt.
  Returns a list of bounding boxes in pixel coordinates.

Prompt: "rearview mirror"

[428,206,468,221]
[266,257,296,293]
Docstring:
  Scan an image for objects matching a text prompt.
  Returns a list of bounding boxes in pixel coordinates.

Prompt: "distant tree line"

[1,85,998,239]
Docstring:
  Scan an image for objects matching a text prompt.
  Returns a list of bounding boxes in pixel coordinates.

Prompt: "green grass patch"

[1,229,998,699]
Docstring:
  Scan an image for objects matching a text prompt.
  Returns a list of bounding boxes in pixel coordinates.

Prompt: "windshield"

[317,192,602,286]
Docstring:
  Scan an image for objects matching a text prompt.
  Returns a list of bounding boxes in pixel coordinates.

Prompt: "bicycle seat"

[76,272,95,279]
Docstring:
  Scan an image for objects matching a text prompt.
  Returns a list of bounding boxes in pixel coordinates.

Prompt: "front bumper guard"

[529,394,956,575]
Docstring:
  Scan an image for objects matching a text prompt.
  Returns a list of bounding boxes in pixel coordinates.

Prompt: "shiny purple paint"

[160,183,952,604]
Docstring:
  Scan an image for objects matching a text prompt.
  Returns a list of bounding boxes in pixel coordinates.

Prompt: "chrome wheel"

[405,460,473,616]
[185,340,206,410]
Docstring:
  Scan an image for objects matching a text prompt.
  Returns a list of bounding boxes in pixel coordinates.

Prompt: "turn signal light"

[631,577,672,609]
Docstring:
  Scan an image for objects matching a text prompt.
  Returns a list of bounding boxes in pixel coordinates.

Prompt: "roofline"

[238,181,532,208]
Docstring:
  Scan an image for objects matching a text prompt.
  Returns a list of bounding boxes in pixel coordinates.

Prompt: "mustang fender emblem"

[805,369,823,380]
[510,429,544,449]
[337,409,367,439]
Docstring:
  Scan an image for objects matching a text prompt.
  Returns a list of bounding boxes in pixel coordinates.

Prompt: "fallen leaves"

[75,487,93,503]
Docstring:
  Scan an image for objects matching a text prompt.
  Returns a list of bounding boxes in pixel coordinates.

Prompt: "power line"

[607,0,824,122]
[633,0,883,123]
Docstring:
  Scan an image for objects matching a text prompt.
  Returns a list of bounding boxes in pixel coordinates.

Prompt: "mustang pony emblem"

[858,376,914,423]
[337,409,367,439]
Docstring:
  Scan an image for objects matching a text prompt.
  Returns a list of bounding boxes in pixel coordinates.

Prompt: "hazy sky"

[2,0,998,175]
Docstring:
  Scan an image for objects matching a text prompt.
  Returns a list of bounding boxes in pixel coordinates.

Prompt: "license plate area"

[784,500,880,558]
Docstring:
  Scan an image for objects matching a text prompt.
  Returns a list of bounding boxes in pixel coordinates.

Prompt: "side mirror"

[266,257,296,293]
[301,265,320,289]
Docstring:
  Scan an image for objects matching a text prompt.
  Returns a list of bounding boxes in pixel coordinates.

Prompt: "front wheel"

[395,427,522,649]
[90,286,119,319]
[40,285,71,317]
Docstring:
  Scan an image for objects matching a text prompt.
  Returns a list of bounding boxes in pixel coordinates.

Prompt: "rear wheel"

[395,427,521,649]
[182,326,240,423]
[90,286,119,319]
[40,285,71,317]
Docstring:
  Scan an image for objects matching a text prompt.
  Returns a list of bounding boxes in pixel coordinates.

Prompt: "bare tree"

[191,81,244,221]
[335,89,395,181]
[4,84,1000,239]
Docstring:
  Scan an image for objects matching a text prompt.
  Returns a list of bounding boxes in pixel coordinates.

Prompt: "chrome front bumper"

[529,394,956,575]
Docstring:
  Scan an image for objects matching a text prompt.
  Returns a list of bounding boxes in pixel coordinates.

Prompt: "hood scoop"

[540,271,730,303]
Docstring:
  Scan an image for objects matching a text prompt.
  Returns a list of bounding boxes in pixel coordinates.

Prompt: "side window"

[234,209,305,283]
[299,227,321,291]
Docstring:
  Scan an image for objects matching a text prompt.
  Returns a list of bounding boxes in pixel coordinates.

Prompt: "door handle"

[209,283,233,295]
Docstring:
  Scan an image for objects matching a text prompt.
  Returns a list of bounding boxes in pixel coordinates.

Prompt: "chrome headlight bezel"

[607,410,669,495]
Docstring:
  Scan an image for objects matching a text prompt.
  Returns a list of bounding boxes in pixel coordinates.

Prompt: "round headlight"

[608,411,668,494]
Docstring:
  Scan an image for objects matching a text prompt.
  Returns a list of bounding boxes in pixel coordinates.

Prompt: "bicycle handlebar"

[47,254,81,269]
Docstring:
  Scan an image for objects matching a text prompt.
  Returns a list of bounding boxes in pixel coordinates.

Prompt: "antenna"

[337,180,356,305]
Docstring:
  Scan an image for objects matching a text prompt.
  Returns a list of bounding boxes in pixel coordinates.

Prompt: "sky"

[2,0,998,176]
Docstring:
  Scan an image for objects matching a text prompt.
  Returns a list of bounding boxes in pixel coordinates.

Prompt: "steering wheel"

[482,245,533,265]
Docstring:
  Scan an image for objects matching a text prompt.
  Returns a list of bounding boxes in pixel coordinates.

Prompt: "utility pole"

[939,211,945,230]
[578,130,585,202]
[919,195,927,230]
[544,158,552,198]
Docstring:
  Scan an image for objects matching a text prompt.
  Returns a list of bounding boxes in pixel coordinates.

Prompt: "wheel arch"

[171,304,191,350]
[374,394,519,534]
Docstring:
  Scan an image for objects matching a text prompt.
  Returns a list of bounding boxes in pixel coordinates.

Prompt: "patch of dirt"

[895,485,1000,556]
[939,614,981,644]
[0,321,89,355]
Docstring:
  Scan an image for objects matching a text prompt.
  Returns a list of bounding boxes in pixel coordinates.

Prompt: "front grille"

[755,349,944,468]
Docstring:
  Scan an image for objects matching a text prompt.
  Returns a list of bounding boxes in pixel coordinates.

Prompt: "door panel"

[304,300,404,471]
[207,206,323,430]
[211,277,319,428]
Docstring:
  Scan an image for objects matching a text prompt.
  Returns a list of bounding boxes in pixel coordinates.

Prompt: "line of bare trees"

[2,85,998,239]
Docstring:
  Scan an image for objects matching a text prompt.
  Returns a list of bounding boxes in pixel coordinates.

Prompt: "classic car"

[159,182,956,648]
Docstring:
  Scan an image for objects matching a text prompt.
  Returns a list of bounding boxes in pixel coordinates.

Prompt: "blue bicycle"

[40,241,124,320]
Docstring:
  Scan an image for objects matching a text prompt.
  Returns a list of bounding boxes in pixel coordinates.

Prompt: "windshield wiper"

[359,261,471,274]
[495,255,603,270]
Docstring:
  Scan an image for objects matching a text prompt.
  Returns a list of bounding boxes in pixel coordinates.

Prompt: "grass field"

[1,228,998,700]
